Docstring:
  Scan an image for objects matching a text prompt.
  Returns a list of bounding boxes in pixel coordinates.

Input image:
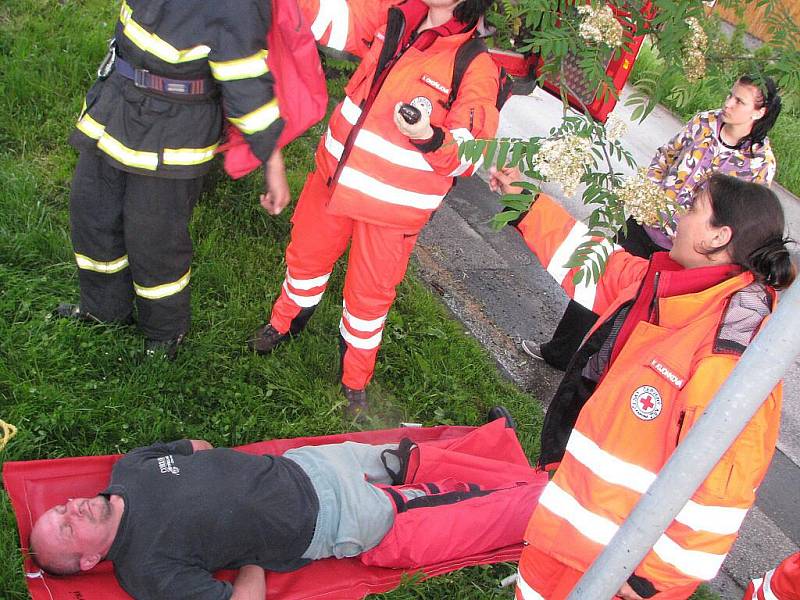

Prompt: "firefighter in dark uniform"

[57,0,289,358]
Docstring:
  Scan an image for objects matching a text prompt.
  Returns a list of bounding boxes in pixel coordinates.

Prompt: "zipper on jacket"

[328,24,410,189]
[675,410,686,446]
[648,271,661,323]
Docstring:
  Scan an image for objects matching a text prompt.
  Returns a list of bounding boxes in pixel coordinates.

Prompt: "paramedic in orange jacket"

[496,173,793,599]
[743,552,800,600]
[248,0,500,416]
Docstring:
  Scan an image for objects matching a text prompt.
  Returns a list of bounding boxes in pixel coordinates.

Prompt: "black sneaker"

[247,324,289,354]
[487,405,517,430]
[53,303,102,324]
[520,340,545,361]
[342,384,368,421]
[145,333,185,361]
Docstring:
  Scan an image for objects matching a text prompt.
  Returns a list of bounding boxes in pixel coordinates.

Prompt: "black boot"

[145,333,185,361]
[247,324,289,354]
[342,384,368,421]
[487,405,516,430]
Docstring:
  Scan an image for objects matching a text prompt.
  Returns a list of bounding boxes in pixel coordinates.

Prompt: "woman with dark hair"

[249,0,500,418]
[497,74,784,371]
[512,174,794,600]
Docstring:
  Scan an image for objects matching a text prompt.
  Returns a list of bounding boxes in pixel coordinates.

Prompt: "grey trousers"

[284,442,399,560]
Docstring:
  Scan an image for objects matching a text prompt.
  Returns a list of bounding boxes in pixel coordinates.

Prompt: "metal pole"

[567,277,800,600]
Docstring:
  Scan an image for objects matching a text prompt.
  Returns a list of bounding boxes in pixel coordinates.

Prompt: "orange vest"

[304,0,500,230]
[516,195,782,595]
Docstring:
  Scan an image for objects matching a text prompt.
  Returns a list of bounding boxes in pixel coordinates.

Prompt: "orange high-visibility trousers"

[515,545,700,600]
[743,552,800,600]
[269,170,420,389]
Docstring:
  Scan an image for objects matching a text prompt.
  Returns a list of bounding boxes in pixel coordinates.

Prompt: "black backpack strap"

[442,36,488,111]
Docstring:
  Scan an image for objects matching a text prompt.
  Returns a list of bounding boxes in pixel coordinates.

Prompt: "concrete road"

[412,85,800,598]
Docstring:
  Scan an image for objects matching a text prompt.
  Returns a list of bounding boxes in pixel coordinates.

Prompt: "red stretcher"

[3,420,546,600]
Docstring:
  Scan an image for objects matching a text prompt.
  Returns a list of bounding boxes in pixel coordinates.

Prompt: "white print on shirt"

[630,385,663,421]
[420,74,450,96]
[649,358,685,389]
[157,455,180,475]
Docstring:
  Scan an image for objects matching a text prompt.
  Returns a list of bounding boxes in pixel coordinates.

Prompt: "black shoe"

[487,405,516,430]
[520,340,545,361]
[381,437,417,485]
[145,333,185,361]
[247,324,289,354]
[342,384,369,421]
[53,303,102,324]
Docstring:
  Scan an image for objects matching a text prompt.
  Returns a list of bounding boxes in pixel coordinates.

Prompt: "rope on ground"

[1,419,18,451]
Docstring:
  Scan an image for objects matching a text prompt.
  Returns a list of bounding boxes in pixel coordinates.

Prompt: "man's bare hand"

[616,582,644,600]
[393,102,434,140]
[190,440,213,452]
[260,149,291,216]
[488,166,524,195]
[231,565,265,600]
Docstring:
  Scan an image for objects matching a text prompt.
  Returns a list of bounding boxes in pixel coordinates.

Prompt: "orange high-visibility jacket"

[744,552,800,600]
[301,0,500,230]
[515,195,782,595]
[298,0,396,58]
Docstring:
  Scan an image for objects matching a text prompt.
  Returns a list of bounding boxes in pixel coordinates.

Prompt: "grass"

[0,2,720,599]
[628,37,800,198]
[0,1,541,598]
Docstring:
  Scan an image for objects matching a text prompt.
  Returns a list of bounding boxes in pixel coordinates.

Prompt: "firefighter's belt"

[115,56,213,96]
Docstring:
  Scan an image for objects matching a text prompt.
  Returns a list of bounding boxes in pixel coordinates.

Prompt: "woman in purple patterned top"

[629,74,782,252]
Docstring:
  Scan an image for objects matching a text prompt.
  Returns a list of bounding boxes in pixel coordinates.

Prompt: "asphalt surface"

[412,86,800,598]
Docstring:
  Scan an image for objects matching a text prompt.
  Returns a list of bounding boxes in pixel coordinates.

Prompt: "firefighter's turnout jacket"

[72,0,283,178]
[513,195,782,599]
[268,0,500,389]
[743,552,800,600]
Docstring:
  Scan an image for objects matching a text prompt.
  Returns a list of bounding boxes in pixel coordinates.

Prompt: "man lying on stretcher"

[28,408,524,600]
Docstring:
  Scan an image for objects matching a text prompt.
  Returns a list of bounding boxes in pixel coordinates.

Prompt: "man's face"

[31,496,113,571]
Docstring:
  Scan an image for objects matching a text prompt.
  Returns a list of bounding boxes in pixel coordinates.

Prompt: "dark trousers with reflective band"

[69,150,203,341]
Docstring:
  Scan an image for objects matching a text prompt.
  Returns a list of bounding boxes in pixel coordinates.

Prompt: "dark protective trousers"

[69,150,203,341]
[540,217,665,370]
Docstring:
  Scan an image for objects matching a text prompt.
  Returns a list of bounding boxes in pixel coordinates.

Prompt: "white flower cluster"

[604,113,628,143]
[616,169,673,226]
[532,134,593,197]
[683,17,708,83]
[577,4,624,48]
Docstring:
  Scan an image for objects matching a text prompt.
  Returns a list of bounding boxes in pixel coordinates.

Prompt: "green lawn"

[0,2,720,599]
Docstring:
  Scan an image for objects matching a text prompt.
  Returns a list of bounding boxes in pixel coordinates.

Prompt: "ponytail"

[738,75,782,152]
[744,237,796,289]
[706,174,795,289]
[453,0,494,25]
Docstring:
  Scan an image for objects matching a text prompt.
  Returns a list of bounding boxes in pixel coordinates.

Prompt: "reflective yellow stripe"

[134,269,191,300]
[98,134,159,171]
[120,1,209,64]
[228,98,280,135]
[163,143,219,166]
[209,50,269,81]
[75,253,129,274]
[76,113,106,140]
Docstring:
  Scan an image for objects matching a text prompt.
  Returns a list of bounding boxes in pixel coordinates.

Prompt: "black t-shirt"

[103,440,318,600]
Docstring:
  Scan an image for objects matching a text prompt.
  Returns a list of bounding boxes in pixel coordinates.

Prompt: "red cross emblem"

[630,385,662,421]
